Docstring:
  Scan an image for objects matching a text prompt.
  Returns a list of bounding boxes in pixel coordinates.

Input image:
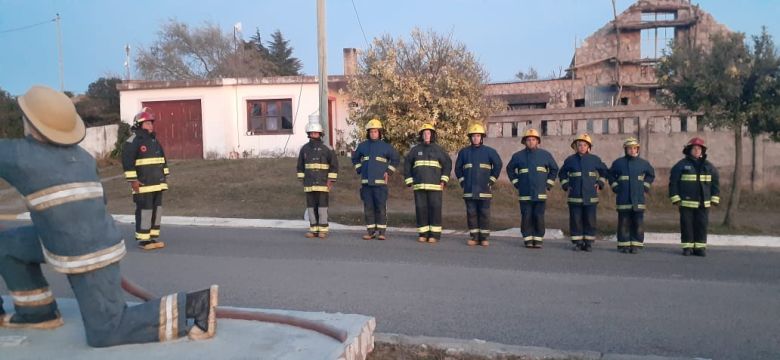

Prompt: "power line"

[0,18,56,35]
[350,0,370,48]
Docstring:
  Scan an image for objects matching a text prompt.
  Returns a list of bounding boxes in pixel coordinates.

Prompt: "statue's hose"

[120,277,348,343]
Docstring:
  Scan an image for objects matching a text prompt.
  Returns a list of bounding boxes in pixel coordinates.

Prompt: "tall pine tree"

[267,29,302,76]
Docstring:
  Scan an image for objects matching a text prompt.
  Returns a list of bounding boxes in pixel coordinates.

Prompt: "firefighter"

[351,119,400,240]
[122,107,169,251]
[455,123,502,247]
[0,85,217,345]
[559,133,609,252]
[609,137,655,254]
[404,123,452,244]
[669,137,720,257]
[297,122,338,239]
[506,128,558,249]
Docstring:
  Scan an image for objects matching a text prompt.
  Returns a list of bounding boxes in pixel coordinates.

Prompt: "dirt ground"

[367,342,581,360]
[2,157,779,235]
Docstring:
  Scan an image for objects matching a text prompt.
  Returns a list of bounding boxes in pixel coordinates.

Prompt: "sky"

[1,0,778,96]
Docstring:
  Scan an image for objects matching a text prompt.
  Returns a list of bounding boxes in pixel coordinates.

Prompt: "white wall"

[79,124,118,159]
[119,81,353,159]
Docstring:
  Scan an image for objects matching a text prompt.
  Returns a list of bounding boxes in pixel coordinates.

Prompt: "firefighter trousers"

[306,191,330,234]
[569,204,597,243]
[134,191,163,242]
[0,225,187,347]
[360,186,388,235]
[520,201,546,245]
[465,199,491,241]
[679,206,708,250]
[617,210,645,248]
[414,190,442,239]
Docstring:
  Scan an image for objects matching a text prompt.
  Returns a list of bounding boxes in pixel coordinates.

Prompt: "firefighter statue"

[454,123,502,247]
[403,124,452,244]
[558,133,609,252]
[0,85,218,346]
[297,120,338,238]
[351,119,400,240]
[609,137,655,254]
[506,129,558,249]
[122,107,169,250]
[669,137,720,257]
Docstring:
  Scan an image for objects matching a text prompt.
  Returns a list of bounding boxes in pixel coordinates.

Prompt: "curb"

[374,333,709,360]
[4,212,779,248]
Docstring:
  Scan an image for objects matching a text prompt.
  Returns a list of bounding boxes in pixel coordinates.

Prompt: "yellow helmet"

[521,128,541,144]
[623,137,640,148]
[466,123,486,136]
[571,133,593,150]
[365,118,383,130]
[418,123,436,133]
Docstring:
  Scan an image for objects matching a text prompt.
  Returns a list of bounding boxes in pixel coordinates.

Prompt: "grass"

[3,156,779,236]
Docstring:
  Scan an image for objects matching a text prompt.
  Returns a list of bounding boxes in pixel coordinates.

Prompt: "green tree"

[657,29,780,227]
[267,29,302,76]
[347,28,503,154]
[0,88,23,138]
[515,67,539,81]
[76,77,122,126]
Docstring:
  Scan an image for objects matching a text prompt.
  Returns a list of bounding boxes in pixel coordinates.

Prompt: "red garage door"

[141,100,203,159]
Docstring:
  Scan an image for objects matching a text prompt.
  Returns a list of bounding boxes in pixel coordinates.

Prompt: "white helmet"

[306,122,324,133]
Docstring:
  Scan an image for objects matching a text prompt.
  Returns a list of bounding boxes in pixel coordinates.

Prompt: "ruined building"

[484,0,779,189]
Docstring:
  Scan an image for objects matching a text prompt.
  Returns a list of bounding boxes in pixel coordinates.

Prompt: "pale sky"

[1,0,778,95]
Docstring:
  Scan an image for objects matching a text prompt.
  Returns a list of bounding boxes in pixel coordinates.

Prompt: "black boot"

[629,247,638,254]
[572,241,581,251]
[682,248,692,256]
[583,240,593,252]
[618,247,629,254]
[185,285,219,340]
[693,248,706,257]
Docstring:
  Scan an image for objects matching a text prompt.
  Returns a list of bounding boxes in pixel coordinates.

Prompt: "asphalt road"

[1,221,779,359]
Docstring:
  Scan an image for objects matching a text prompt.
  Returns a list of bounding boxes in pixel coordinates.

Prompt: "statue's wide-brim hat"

[18,85,85,145]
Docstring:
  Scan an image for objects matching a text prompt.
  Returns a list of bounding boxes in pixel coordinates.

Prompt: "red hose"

[121,277,348,343]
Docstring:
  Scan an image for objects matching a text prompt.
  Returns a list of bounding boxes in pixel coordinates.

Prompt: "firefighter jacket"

[403,142,452,191]
[669,155,720,208]
[0,137,125,273]
[455,144,502,200]
[506,148,558,202]
[609,155,656,211]
[297,138,338,192]
[559,153,609,205]
[351,139,400,186]
[122,129,169,194]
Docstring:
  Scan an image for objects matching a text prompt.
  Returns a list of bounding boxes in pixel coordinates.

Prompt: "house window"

[247,99,293,135]
[641,26,675,59]
[574,99,585,107]
[680,116,688,132]
[541,120,549,136]
[602,119,610,134]
[587,119,594,133]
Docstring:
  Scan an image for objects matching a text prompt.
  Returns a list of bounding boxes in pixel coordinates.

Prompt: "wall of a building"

[79,124,118,159]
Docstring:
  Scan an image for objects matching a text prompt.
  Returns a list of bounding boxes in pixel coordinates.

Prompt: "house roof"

[117,75,348,91]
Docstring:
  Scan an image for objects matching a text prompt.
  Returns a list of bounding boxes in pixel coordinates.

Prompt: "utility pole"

[317,0,330,145]
[55,13,64,91]
[124,44,131,81]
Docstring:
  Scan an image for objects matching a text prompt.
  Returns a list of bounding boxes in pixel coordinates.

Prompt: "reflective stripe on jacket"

[558,153,609,205]
[455,145,502,200]
[403,142,452,191]
[506,148,558,202]
[609,155,655,211]
[351,139,400,186]
[297,139,338,192]
[669,155,720,208]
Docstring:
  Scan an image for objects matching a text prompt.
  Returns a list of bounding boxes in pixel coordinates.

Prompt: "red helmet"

[684,137,707,155]
[133,107,156,127]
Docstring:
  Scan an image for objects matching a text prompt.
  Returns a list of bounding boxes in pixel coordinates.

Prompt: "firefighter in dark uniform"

[351,119,400,240]
[122,107,169,250]
[404,123,452,244]
[669,137,720,257]
[0,85,217,346]
[506,129,558,249]
[609,137,655,254]
[455,123,502,247]
[558,133,609,252]
[297,121,338,238]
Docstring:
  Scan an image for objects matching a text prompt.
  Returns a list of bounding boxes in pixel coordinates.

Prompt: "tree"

[657,29,780,227]
[515,67,539,81]
[75,77,122,126]
[0,88,23,138]
[348,28,503,153]
[249,28,270,58]
[136,20,278,80]
[267,29,302,76]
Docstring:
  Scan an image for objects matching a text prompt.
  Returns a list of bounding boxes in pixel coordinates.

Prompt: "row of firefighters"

[293,119,720,257]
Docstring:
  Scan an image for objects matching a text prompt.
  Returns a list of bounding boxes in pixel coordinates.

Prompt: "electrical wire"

[0,18,56,35]
[350,0,371,48]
